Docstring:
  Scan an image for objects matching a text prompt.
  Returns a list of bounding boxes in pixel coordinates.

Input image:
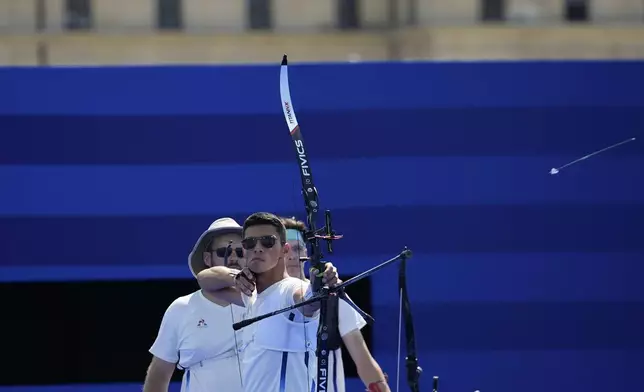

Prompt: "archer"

[197,212,340,391]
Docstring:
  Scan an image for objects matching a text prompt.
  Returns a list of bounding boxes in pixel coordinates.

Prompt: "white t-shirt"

[309,293,368,392]
[149,290,247,392]
[238,278,366,392]
[239,277,318,392]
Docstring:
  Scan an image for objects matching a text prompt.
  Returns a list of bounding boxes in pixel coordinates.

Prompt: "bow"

[232,55,419,392]
[280,53,347,392]
[278,54,420,392]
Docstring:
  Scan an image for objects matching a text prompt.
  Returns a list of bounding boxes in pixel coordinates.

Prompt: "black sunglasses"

[242,235,281,250]
[213,246,244,258]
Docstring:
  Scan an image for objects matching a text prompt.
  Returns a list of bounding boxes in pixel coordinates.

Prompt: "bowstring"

[230,302,244,388]
[291,176,313,391]
[224,244,244,389]
[297,229,312,392]
[396,287,404,392]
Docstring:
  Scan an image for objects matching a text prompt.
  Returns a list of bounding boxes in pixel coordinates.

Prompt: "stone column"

[183,0,245,32]
[591,0,644,23]
[94,0,154,32]
[0,0,37,33]
[506,0,563,24]
[273,0,334,31]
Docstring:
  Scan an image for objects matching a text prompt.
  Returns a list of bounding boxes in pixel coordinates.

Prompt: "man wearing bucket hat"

[280,217,391,392]
[143,217,247,392]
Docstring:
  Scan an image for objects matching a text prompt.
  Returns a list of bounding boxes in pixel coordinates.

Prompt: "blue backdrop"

[1,59,644,392]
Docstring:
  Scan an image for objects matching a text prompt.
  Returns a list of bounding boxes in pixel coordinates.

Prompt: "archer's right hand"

[234,267,256,296]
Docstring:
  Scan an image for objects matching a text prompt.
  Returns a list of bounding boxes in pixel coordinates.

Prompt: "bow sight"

[313,209,341,254]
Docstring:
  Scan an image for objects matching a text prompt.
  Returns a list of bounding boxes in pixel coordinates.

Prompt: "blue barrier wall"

[2,60,644,392]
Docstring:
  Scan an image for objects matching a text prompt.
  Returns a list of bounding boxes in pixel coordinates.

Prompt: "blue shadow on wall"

[1,60,644,392]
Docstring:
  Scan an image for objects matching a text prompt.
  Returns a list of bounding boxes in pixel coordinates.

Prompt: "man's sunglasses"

[242,235,281,250]
[213,246,244,258]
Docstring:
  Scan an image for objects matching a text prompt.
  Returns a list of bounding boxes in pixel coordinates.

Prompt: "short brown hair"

[243,212,287,244]
[280,216,307,235]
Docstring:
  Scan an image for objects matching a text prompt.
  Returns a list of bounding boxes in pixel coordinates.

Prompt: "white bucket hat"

[188,217,243,278]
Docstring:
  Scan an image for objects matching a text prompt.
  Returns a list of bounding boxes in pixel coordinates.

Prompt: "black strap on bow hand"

[231,55,420,392]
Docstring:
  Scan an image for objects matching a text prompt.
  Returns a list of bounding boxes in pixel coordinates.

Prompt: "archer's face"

[242,224,290,274]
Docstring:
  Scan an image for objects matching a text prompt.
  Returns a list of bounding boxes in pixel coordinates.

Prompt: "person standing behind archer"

[280,216,391,392]
[143,218,247,392]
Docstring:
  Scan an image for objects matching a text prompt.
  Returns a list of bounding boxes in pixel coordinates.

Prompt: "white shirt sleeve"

[338,293,367,337]
[149,299,183,364]
[282,278,319,322]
